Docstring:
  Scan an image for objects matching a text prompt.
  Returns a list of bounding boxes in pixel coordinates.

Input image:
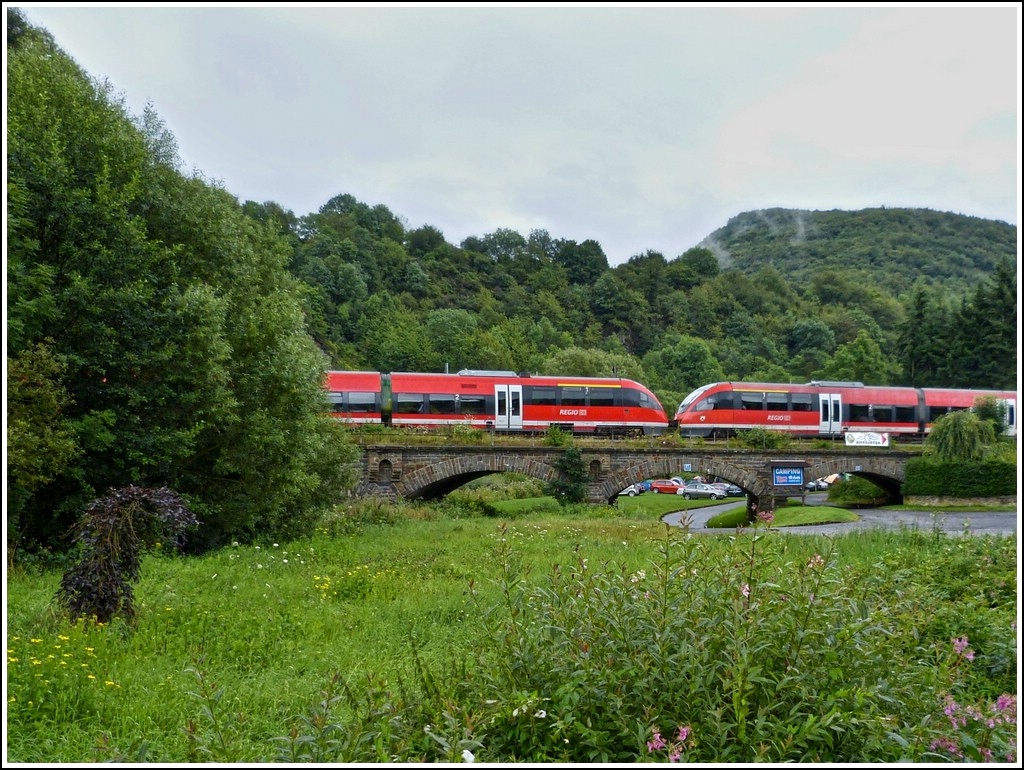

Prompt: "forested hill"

[5,7,1018,556]
[700,207,1016,295]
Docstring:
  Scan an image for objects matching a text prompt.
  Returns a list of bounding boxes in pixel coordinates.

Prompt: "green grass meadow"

[5,493,1018,763]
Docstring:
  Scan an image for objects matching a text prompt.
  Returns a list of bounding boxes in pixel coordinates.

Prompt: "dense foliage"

[6,10,356,557]
[5,507,1016,763]
[6,9,1017,558]
[56,486,198,624]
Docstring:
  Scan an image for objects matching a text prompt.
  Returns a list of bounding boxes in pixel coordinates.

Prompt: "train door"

[818,392,843,436]
[494,383,523,431]
[998,398,1016,437]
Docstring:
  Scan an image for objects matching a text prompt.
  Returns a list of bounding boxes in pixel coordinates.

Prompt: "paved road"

[662,494,1018,537]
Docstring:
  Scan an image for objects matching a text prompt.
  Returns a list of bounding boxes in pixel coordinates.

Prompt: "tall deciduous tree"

[7,13,355,553]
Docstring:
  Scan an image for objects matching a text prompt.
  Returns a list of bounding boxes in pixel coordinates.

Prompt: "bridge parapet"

[353,444,917,511]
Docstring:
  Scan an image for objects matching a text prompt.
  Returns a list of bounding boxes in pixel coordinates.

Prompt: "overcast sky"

[15,3,1021,266]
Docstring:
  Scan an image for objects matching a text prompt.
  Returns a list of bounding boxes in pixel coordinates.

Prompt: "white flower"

[461,749,475,763]
[534,709,547,719]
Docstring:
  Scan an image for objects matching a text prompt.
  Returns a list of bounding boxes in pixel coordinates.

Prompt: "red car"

[649,479,684,495]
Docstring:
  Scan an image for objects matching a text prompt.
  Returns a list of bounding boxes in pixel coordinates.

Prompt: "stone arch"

[397,454,560,501]
[802,457,906,499]
[598,457,772,503]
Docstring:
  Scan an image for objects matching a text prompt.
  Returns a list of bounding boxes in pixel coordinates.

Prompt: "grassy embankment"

[5,491,1016,763]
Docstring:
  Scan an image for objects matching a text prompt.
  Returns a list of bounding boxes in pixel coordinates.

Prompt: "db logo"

[699,416,706,422]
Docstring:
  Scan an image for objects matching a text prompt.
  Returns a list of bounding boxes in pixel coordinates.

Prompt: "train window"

[589,388,615,407]
[872,406,893,422]
[429,394,458,414]
[791,393,813,411]
[348,392,377,413]
[561,386,587,406]
[529,387,558,406]
[849,404,870,422]
[459,395,489,415]
[394,393,426,414]
[929,406,950,421]
[326,391,344,409]
[620,389,642,407]
[710,392,735,409]
[766,393,788,411]
[740,393,763,410]
[895,406,916,422]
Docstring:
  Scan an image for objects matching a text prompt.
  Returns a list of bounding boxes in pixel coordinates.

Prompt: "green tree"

[642,334,726,395]
[896,285,951,386]
[926,411,996,463]
[540,347,644,380]
[7,18,356,552]
[813,330,898,384]
[545,445,588,506]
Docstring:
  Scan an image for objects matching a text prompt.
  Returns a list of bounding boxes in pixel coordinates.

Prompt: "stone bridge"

[353,444,917,513]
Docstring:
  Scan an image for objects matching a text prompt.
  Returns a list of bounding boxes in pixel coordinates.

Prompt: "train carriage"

[675,380,1017,439]
[326,369,669,436]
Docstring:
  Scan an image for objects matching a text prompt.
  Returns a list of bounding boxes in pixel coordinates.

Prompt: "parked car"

[636,479,654,492]
[681,482,725,500]
[805,477,831,491]
[618,483,644,497]
[710,481,744,497]
[649,479,684,494]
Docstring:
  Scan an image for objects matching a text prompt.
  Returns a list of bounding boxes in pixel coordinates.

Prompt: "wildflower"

[952,636,975,661]
[647,731,667,752]
[461,749,475,763]
[678,725,690,742]
[741,583,750,598]
[756,509,775,526]
[534,709,547,719]
[996,694,1015,714]
[808,553,825,570]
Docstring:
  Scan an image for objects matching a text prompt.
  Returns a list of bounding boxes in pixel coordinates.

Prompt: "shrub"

[544,446,588,506]
[469,526,964,762]
[55,486,198,624]
[738,427,792,450]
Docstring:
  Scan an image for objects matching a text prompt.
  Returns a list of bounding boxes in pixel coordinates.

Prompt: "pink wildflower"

[647,731,666,752]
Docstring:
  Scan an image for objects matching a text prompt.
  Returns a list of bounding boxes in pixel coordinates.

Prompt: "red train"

[325,369,669,436]
[674,381,1017,439]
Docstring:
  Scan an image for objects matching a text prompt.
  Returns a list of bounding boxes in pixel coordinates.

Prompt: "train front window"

[678,383,716,411]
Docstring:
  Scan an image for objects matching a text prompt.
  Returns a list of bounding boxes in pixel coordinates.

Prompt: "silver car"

[681,482,724,500]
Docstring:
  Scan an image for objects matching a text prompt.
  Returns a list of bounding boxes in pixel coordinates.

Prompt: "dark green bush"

[903,457,1017,497]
